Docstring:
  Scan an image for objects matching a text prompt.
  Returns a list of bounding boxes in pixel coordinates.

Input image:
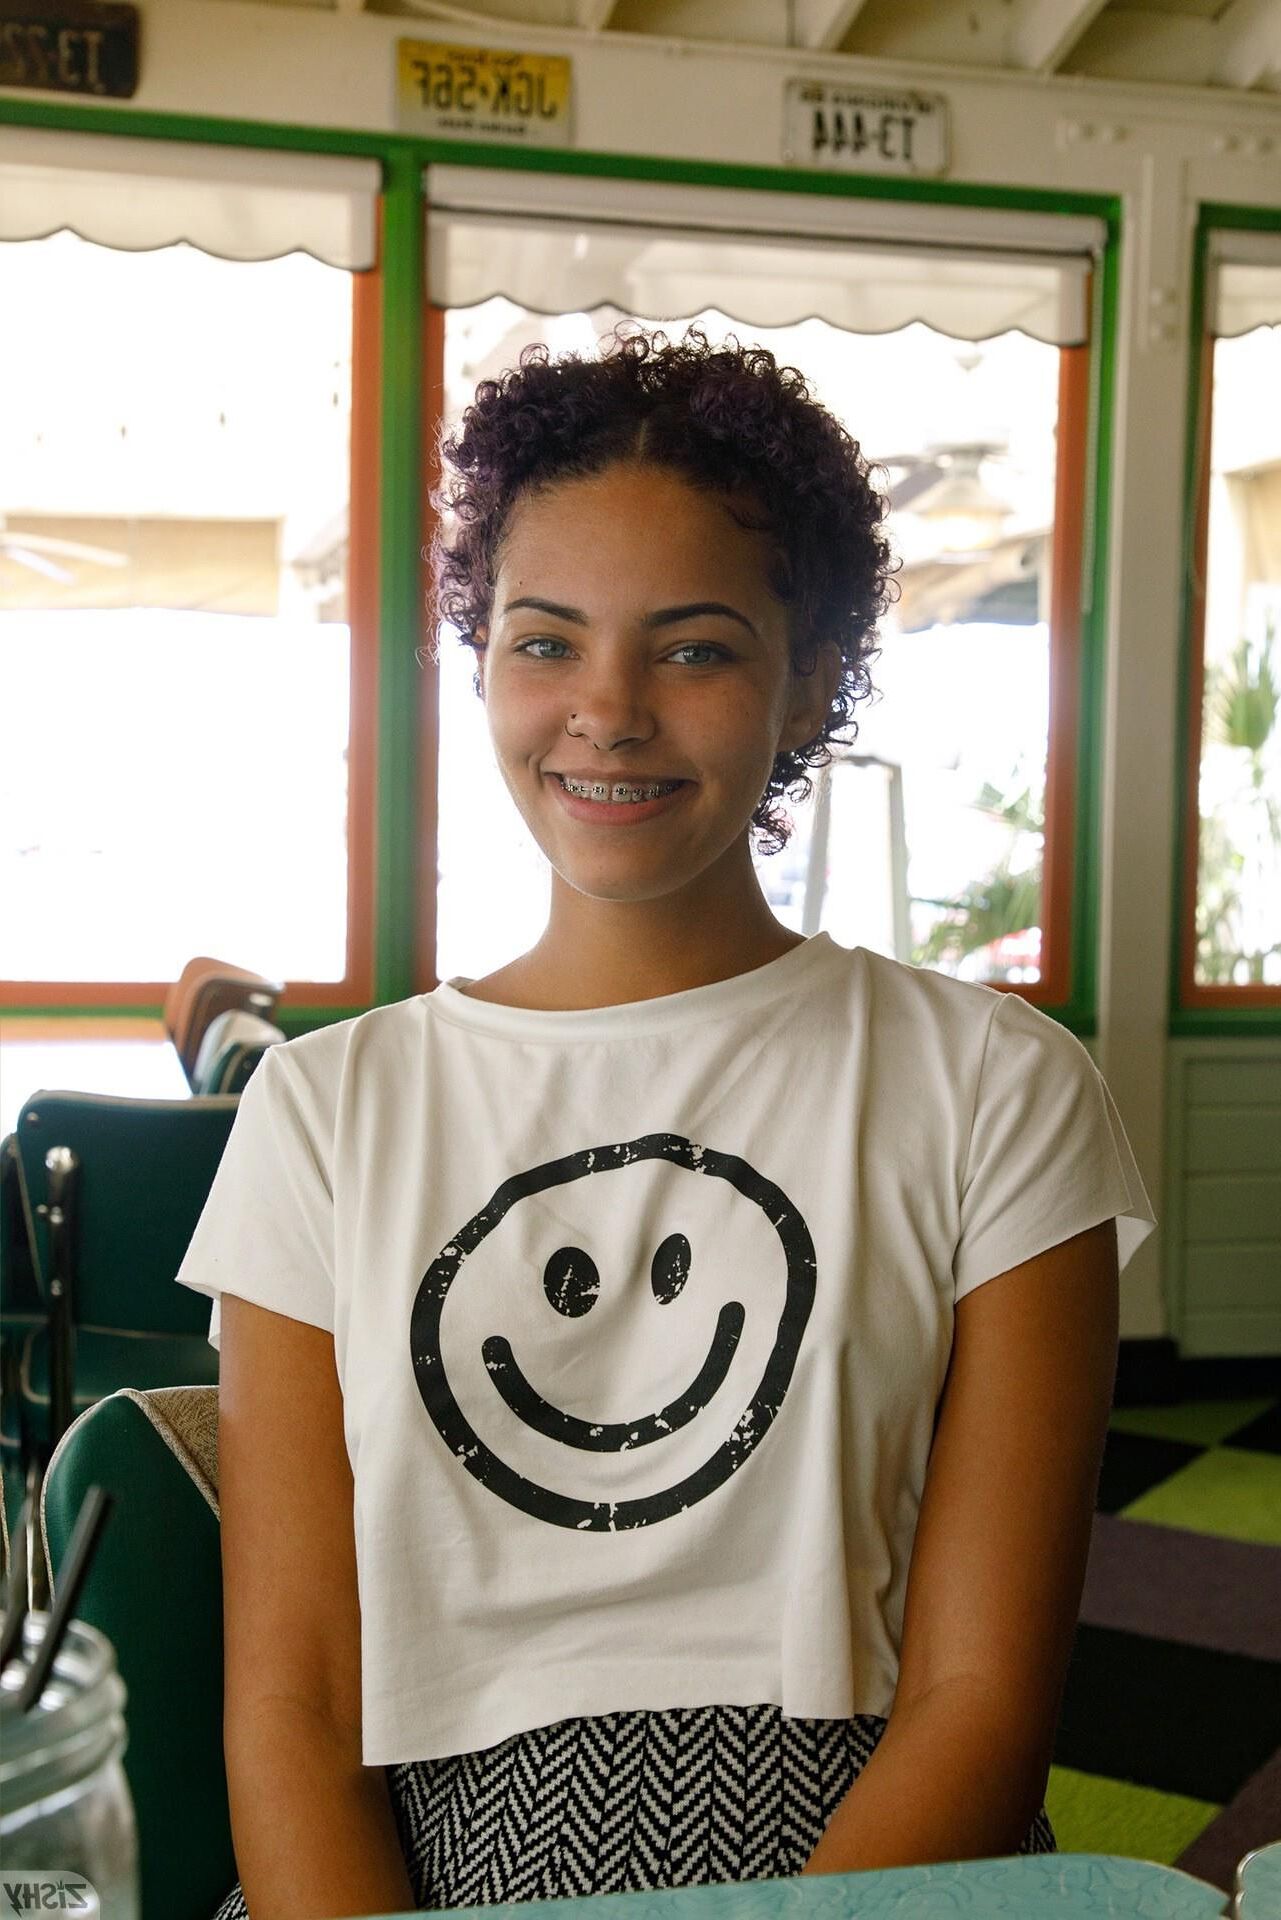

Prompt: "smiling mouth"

[481,1299,746,1451]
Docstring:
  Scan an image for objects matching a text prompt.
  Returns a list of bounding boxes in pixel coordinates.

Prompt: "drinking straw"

[16,1486,113,1713]
[0,1491,31,1671]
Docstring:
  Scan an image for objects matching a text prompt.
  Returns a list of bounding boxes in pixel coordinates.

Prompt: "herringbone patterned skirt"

[210,1702,1057,1915]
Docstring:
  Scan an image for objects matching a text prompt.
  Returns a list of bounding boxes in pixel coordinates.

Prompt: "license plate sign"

[397,40,572,146]
[784,82,948,176]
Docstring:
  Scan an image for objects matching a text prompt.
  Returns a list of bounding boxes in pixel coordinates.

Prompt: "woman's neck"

[460,917,807,1011]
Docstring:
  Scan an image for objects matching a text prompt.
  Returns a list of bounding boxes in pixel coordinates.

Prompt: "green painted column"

[374,149,425,1011]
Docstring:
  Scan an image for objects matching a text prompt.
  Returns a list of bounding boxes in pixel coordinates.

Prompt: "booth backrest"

[41,1384,232,1920]
[15,1092,238,1332]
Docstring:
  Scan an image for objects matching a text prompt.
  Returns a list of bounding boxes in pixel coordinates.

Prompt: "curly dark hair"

[428,323,896,856]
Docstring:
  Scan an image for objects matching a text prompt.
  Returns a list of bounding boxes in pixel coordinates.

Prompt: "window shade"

[0,127,381,269]
[425,166,1103,345]
[1207,228,1281,337]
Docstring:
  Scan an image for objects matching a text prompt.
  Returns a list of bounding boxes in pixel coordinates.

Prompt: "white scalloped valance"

[425,166,1103,346]
[0,127,381,269]
[1208,228,1281,338]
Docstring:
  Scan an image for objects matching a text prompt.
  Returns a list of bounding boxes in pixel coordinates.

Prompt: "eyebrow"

[500,596,759,640]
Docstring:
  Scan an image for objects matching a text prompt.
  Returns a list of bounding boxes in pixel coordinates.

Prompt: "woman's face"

[475,460,838,911]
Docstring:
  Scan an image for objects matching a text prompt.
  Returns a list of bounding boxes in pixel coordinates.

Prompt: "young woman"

[183,326,1156,1915]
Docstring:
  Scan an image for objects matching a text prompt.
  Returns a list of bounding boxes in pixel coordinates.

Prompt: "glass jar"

[0,1610,139,1919]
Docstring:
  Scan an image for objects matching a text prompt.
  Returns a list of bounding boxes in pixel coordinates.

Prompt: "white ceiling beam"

[1208,0,1281,91]
[396,0,590,30]
[1008,0,1114,75]
[791,0,875,54]
[574,0,620,28]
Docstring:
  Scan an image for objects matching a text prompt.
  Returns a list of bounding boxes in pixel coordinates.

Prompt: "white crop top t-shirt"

[173,931,1156,1767]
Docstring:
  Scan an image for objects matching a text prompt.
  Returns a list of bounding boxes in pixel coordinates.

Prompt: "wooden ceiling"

[217,0,1280,95]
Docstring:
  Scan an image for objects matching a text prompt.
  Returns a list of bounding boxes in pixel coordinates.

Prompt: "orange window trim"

[1017,338,1087,1011]
[6,243,382,1015]
[309,228,381,1012]
[416,299,447,997]
[1181,325,1280,1007]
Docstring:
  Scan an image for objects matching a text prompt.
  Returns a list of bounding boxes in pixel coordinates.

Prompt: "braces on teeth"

[561,777,680,803]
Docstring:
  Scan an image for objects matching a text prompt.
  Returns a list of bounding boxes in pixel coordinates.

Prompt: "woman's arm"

[219,1295,418,1917]
[804,1217,1120,1873]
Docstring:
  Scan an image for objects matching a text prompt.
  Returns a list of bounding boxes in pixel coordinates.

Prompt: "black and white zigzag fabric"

[210,1701,1056,1915]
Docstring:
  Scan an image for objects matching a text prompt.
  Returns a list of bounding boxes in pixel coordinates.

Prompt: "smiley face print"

[410,1134,817,1531]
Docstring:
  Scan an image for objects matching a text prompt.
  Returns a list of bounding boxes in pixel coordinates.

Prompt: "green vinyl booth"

[1,1132,44,1524]
[2,1091,238,1565]
[40,1384,236,1920]
[190,1008,285,1097]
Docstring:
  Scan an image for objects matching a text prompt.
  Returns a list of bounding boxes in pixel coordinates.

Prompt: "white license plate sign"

[784,82,948,176]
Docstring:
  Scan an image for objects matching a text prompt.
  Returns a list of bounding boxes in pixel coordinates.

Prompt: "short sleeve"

[173,1043,335,1353]
[953,990,1157,1304]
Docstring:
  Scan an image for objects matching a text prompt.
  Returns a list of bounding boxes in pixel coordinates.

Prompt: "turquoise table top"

[1236,1840,1281,1919]
[364,1852,1243,1917]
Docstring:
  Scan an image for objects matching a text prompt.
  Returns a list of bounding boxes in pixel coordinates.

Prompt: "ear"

[781,637,844,755]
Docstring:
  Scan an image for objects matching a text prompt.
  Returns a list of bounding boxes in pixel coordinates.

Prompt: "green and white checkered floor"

[1043,1390,1281,1891]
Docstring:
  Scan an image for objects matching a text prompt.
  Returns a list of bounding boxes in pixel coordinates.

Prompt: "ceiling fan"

[873,441,1009,514]
[0,515,129,584]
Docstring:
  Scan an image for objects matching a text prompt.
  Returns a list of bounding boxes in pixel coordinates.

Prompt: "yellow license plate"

[397,41,572,145]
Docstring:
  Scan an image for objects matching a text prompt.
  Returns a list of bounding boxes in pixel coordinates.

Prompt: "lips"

[548,774,694,825]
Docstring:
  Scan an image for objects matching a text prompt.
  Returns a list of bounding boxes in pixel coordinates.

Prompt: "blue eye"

[669,644,730,666]
[512,638,568,660]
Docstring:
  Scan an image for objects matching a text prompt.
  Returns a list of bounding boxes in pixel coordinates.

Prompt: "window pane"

[1195,322,1281,989]
[436,300,1060,989]
[0,231,353,986]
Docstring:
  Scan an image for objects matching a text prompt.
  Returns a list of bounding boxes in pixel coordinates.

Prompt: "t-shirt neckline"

[429,930,844,1041]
